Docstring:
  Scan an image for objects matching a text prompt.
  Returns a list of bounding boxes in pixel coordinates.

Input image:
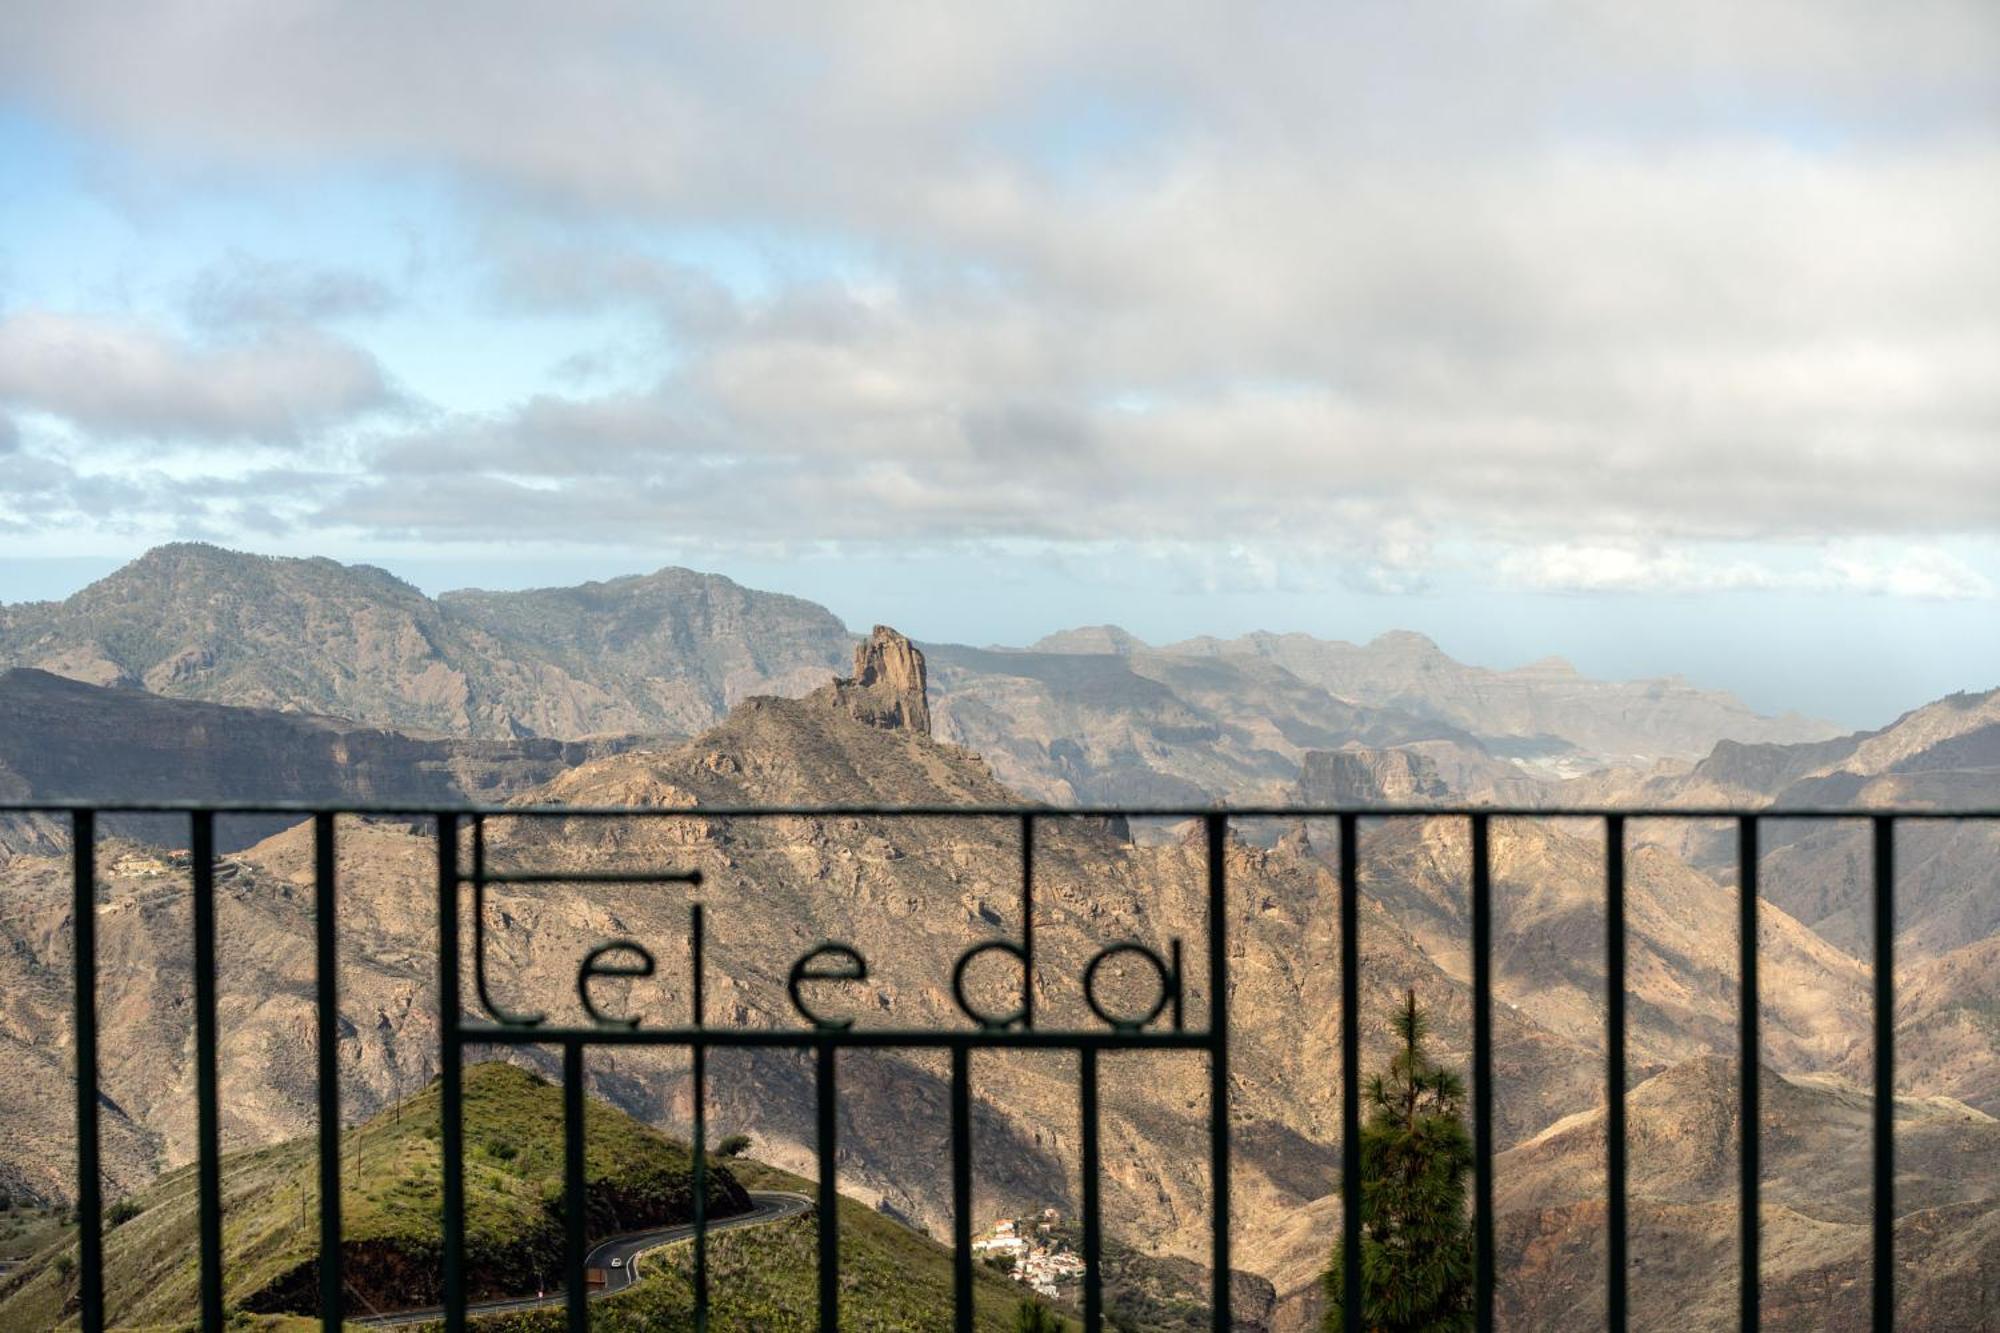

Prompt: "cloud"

[0,3,1994,596]
[1499,542,1995,600]
[183,253,397,329]
[1825,547,1996,600]
[0,310,396,441]
[3,4,1992,212]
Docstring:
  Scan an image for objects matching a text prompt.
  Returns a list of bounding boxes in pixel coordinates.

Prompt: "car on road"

[609,1258,623,1268]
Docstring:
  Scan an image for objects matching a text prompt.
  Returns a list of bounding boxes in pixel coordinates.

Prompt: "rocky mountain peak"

[825,625,931,734]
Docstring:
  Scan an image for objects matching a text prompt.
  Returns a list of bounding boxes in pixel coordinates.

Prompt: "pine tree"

[1322,989,1474,1332]
[1015,1297,1062,1331]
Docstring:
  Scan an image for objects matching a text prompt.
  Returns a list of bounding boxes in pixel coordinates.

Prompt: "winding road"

[354,1190,813,1326]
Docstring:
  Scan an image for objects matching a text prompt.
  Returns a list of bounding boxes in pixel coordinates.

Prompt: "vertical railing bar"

[1605,815,1628,1333]
[1872,816,1895,1332]
[72,810,105,1333]
[437,813,467,1333]
[1338,812,1362,1332]
[1204,812,1232,1331]
[314,813,343,1331]
[951,1045,974,1333]
[691,902,709,1332]
[817,1037,839,1331]
[1020,813,1036,1030]
[563,1039,588,1333]
[1738,816,1760,1332]
[1080,1046,1103,1333]
[1470,814,1495,1333]
[192,811,225,1332]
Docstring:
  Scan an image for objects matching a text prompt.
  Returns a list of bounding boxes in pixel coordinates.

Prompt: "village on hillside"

[970,1208,1086,1300]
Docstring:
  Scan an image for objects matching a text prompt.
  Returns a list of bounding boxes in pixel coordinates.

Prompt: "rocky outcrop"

[1294,746,1449,804]
[823,625,931,734]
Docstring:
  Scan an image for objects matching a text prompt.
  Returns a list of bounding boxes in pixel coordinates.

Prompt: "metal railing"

[12,798,1994,1332]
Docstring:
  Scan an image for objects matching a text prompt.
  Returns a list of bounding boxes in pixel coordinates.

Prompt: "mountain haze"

[1186,628,1842,764]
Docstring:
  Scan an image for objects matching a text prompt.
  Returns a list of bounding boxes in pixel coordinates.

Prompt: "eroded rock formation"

[825,625,931,734]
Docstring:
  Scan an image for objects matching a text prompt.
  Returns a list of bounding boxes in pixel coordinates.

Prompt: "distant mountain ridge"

[1034,623,1840,769]
[0,543,854,740]
[1,545,1861,809]
[921,640,1481,806]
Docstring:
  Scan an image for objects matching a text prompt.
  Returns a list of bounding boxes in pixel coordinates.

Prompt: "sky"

[0,3,1996,728]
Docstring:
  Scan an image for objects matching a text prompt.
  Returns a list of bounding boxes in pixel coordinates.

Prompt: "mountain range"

[0,543,855,740]
[2,545,1841,808]
[2,544,1996,1329]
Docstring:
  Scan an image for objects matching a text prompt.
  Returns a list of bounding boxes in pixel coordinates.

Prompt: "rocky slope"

[1571,687,2000,813]
[0,666,639,853]
[4,627,1950,1331]
[0,544,854,739]
[0,628,1610,1320]
[1485,1056,2000,1332]
[924,640,1490,807]
[941,622,1843,810]
[1293,742,1549,807]
[437,566,858,729]
[1565,688,2000,1109]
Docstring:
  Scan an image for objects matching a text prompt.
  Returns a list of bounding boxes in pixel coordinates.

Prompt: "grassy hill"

[0,1063,1063,1331]
[466,1158,1064,1332]
[0,1062,750,1327]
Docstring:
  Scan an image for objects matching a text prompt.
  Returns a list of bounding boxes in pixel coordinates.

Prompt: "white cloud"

[0,2,1995,596]
[0,311,395,442]
[1825,546,1996,600]
[1500,542,1995,599]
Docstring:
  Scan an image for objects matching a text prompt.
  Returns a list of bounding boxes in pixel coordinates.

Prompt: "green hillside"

[0,1064,1066,1331]
[0,1062,750,1327]
[465,1158,1065,1332]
